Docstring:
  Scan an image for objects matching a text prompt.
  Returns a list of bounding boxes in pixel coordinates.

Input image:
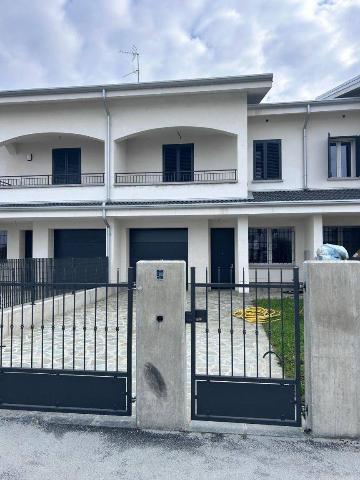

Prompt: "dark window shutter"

[356,137,360,177]
[53,148,81,185]
[163,145,177,181]
[328,134,332,178]
[66,149,81,184]
[254,141,265,179]
[179,144,193,181]
[163,144,194,181]
[52,149,66,185]
[266,141,281,179]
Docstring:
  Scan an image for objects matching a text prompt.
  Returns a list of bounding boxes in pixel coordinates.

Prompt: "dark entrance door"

[129,228,188,277]
[24,230,33,259]
[211,228,235,283]
[52,148,81,185]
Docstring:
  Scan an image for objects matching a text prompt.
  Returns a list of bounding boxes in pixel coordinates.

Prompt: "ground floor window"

[0,231,7,258]
[323,226,360,257]
[249,227,294,264]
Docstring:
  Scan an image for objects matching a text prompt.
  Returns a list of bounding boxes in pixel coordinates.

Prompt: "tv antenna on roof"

[119,45,140,83]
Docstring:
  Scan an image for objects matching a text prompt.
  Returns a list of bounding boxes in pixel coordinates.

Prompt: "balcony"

[0,173,104,188]
[114,169,237,185]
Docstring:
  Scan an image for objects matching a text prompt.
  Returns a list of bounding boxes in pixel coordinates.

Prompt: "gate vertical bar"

[127,267,134,416]
[293,267,302,426]
[190,267,196,420]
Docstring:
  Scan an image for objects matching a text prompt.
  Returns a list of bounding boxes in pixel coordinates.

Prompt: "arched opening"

[114,126,237,185]
[0,133,104,188]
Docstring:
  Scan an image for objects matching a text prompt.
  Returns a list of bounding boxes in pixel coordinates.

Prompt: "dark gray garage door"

[53,229,107,284]
[129,228,188,276]
[54,229,106,258]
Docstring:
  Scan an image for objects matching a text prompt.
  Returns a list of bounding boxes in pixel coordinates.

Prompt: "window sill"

[251,179,283,184]
[327,177,360,181]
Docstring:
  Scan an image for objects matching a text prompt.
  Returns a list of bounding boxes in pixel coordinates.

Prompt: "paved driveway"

[0,289,282,381]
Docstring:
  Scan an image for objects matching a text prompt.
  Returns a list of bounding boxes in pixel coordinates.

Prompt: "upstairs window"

[249,227,294,264]
[0,231,7,259]
[52,148,81,185]
[253,139,281,180]
[328,136,360,178]
[163,144,194,182]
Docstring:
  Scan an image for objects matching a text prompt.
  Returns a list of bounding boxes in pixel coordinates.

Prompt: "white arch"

[115,125,237,143]
[1,131,104,145]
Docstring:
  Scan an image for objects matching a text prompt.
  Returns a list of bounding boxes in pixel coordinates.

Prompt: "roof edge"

[0,73,273,99]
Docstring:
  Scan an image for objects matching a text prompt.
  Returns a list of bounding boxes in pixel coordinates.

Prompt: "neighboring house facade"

[0,73,360,283]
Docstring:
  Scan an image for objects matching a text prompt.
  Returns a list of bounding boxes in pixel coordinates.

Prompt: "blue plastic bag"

[316,244,349,260]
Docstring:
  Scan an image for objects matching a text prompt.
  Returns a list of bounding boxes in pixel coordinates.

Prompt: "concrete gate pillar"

[304,261,360,438]
[136,260,188,431]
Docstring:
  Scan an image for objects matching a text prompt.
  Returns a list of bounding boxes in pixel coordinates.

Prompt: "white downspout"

[102,88,111,202]
[102,89,111,274]
[303,104,311,189]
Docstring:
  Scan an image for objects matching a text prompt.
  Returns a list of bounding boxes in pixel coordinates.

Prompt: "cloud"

[0,0,359,101]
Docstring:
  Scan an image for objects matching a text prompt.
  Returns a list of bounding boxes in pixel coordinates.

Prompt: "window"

[0,231,7,259]
[163,144,194,182]
[249,227,294,264]
[323,226,360,257]
[328,136,360,178]
[253,140,281,180]
[52,148,81,185]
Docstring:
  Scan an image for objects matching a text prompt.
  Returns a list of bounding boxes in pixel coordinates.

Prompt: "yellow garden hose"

[233,306,281,324]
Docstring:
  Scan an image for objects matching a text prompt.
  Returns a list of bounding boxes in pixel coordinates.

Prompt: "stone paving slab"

[0,289,283,388]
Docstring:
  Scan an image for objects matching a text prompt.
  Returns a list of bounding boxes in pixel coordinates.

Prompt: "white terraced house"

[0,72,360,284]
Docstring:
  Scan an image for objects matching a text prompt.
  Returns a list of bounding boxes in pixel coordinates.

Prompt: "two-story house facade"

[0,73,359,283]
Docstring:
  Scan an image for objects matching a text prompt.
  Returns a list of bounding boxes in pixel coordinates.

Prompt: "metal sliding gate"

[0,269,134,416]
[189,267,302,427]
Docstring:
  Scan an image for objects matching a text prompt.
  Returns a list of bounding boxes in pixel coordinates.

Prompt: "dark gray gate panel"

[0,369,128,415]
[196,378,296,423]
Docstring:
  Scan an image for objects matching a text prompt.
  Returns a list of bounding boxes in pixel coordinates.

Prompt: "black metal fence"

[0,270,134,415]
[115,169,237,184]
[0,257,108,308]
[189,267,303,426]
[0,173,104,188]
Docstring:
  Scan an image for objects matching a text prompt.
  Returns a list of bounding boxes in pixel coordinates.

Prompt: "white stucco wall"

[248,107,360,192]
[307,109,360,189]
[0,135,104,177]
[0,101,105,143]
[120,128,236,173]
[248,114,304,191]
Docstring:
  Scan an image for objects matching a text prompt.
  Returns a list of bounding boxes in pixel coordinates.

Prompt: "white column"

[235,215,249,284]
[236,112,248,198]
[109,219,128,282]
[305,214,323,260]
[32,224,53,258]
[6,226,24,259]
[188,218,209,282]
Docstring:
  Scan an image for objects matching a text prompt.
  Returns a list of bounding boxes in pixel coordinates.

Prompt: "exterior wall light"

[26,154,33,162]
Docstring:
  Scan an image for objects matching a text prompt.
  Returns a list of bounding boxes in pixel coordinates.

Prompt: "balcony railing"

[114,169,237,185]
[0,173,104,188]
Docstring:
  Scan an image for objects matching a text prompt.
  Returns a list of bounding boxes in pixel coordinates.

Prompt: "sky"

[0,0,359,102]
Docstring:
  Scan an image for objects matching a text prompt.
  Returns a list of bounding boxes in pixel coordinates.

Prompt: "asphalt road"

[1,413,360,480]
